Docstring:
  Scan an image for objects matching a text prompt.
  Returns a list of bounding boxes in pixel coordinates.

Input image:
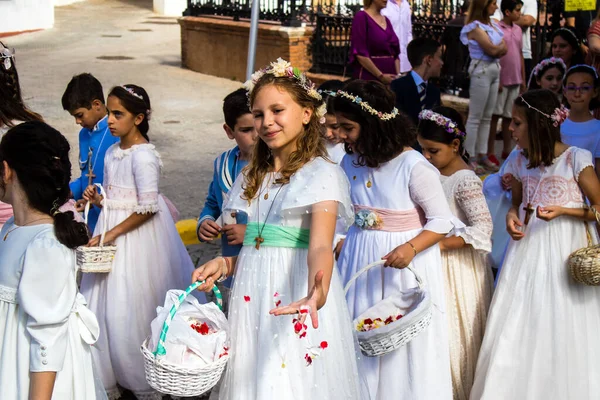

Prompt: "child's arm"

[193,255,238,292]
[197,161,223,241]
[88,212,155,246]
[29,372,56,400]
[506,177,524,240]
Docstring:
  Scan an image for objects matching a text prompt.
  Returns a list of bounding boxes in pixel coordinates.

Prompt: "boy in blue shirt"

[62,73,119,232]
[197,88,257,292]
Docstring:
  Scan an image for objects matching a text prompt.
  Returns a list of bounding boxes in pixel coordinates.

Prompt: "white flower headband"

[244,58,327,122]
[0,46,15,71]
[335,90,399,121]
[418,109,466,138]
[519,96,569,127]
[122,86,151,120]
[528,57,567,87]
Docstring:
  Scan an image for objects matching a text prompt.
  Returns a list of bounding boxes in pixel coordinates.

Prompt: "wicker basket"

[76,184,116,273]
[141,281,229,397]
[568,206,600,286]
[344,260,432,357]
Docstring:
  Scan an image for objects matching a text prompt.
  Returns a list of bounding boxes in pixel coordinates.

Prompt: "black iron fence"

[184,0,567,95]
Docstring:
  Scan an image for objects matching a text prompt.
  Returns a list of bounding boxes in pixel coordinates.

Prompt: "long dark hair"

[0,42,42,128]
[333,80,416,168]
[513,89,563,169]
[0,121,89,248]
[108,85,151,141]
[418,106,470,163]
[547,27,585,67]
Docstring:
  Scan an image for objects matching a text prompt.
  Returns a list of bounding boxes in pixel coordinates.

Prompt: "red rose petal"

[244,296,251,302]
[275,300,281,307]
[299,332,307,339]
[305,353,313,366]
[320,341,328,349]
[364,318,373,325]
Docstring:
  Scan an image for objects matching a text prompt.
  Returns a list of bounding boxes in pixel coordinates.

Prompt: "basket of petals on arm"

[568,206,600,286]
[141,281,229,397]
[344,260,432,357]
[76,183,117,273]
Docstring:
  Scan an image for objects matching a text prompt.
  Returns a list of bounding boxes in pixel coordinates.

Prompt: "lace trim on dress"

[454,176,493,253]
[0,284,17,304]
[112,144,164,169]
[133,203,160,214]
[106,387,121,400]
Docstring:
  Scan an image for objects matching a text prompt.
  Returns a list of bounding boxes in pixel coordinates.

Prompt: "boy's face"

[426,47,444,78]
[69,99,105,130]
[225,113,257,157]
[505,5,522,22]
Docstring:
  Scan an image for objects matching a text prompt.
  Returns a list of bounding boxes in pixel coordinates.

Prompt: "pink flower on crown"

[551,105,570,127]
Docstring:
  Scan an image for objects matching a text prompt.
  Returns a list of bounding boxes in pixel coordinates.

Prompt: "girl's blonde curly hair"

[242,73,328,202]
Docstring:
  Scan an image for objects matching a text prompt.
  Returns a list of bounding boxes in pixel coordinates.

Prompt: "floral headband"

[244,58,326,121]
[0,46,15,71]
[528,57,567,87]
[566,64,599,80]
[553,27,579,44]
[122,86,151,120]
[519,96,569,127]
[418,109,466,138]
[335,90,399,121]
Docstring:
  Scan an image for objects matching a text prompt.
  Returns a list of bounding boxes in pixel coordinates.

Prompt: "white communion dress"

[80,143,201,400]
[0,221,105,399]
[338,149,462,400]
[471,147,600,399]
[218,157,368,400]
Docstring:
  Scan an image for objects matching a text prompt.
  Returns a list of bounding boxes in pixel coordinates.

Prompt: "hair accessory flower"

[244,58,327,123]
[418,109,466,138]
[0,46,15,71]
[122,86,144,101]
[528,57,567,87]
[519,96,570,127]
[336,90,399,121]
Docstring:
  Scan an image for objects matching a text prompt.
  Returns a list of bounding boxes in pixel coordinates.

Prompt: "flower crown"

[418,109,466,138]
[335,90,399,121]
[244,58,326,121]
[528,57,567,87]
[519,96,569,127]
[0,46,15,71]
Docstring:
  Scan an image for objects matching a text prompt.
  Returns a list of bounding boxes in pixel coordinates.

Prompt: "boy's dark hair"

[418,106,470,163]
[318,79,346,112]
[223,88,251,130]
[407,38,441,68]
[333,80,416,168]
[564,64,600,110]
[61,73,105,111]
[514,89,563,169]
[501,0,523,15]
[0,121,89,248]
[108,85,152,141]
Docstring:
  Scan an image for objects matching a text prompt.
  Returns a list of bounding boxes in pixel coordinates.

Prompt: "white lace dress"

[218,157,367,400]
[440,170,493,400]
[0,222,106,399]
[80,143,200,400]
[338,150,462,400]
[471,147,600,399]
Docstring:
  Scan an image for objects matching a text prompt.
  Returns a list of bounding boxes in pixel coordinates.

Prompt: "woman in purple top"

[349,0,400,84]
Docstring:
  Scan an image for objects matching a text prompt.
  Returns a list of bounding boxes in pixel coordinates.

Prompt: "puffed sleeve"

[349,11,370,63]
[132,147,162,214]
[280,158,354,230]
[572,147,595,182]
[453,174,493,253]
[409,161,465,234]
[17,234,76,372]
[460,21,481,45]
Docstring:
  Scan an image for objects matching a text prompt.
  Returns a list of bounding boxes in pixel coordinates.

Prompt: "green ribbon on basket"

[243,222,310,249]
[154,281,222,356]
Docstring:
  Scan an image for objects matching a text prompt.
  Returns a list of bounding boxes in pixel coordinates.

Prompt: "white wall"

[0,0,54,34]
[153,0,187,16]
[53,0,85,6]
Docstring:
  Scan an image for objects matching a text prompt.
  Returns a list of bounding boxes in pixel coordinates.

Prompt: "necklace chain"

[3,217,53,241]
[255,177,285,250]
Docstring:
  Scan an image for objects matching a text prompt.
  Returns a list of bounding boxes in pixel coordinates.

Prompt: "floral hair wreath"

[418,109,466,138]
[122,85,151,121]
[244,58,327,122]
[518,96,570,127]
[528,57,567,87]
[336,90,399,121]
[0,46,15,71]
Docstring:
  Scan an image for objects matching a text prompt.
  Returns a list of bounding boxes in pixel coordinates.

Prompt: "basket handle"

[584,206,600,246]
[83,183,110,247]
[154,281,222,356]
[343,260,425,296]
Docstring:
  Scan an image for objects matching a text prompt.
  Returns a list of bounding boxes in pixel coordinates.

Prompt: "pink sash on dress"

[354,204,425,232]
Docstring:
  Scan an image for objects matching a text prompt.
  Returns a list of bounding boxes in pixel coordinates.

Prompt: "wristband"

[216,257,229,283]
[406,241,418,256]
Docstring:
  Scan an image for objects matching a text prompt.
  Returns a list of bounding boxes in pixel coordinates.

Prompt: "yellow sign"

[564,0,596,11]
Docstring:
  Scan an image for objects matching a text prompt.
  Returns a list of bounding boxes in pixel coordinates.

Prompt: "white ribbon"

[71,293,100,345]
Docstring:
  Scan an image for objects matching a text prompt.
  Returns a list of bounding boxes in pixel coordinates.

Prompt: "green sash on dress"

[243,222,310,249]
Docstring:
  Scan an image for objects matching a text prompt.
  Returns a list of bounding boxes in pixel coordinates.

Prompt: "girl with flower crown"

[417,106,493,400]
[471,89,600,399]
[80,85,199,400]
[192,59,366,399]
[527,57,567,100]
[334,80,463,400]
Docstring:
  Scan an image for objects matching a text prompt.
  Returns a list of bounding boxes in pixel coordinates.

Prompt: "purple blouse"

[349,10,401,80]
